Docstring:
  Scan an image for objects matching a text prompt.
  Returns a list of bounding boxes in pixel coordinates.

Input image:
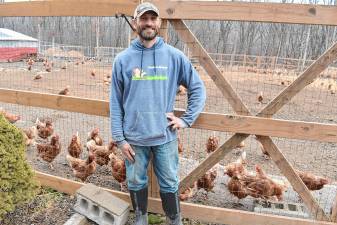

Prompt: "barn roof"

[0,28,37,42]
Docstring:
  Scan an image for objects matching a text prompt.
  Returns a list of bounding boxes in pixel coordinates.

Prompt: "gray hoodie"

[110,37,206,147]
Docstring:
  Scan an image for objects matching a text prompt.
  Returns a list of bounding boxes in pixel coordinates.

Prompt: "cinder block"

[74,183,130,225]
[253,200,309,219]
[63,213,89,225]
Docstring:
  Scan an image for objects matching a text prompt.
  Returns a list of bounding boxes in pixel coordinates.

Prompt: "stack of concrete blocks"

[74,183,130,225]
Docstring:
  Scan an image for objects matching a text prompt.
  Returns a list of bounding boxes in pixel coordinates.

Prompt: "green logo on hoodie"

[132,67,167,80]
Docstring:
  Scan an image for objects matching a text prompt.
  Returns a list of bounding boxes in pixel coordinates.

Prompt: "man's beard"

[137,26,158,41]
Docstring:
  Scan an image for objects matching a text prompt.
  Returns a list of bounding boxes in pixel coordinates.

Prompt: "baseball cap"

[133,2,160,19]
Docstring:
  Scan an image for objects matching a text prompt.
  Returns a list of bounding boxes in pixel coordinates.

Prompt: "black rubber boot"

[160,192,183,225]
[129,187,148,225]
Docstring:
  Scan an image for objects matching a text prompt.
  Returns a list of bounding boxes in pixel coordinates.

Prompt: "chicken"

[66,151,96,182]
[37,134,61,169]
[27,58,34,66]
[61,64,67,70]
[58,86,70,95]
[206,134,219,153]
[68,132,82,158]
[109,153,127,191]
[179,181,197,201]
[22,126,38,146]
[296,170,329,191]
[34,74,43,80]
[177,132,183,154]
[45,65,52,72]
[224,151,247,178]
[91,70,96,77]
[176,85,186,95]
[87,128,103,146]
[27,65,32,71]
[197,167,217,199]
[257,92,264,103]
[86,139,118,166]
[36,118,54,139]
[255,137,270,159]
[227,176,248,200]
[0,109,20,123]
[240,165,287,201]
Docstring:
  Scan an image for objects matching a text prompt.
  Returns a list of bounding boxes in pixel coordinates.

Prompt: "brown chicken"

[179,181,197,201]
[177,85,187,95]
[91,70,96,77]
[109,153,127,191]
[68,132,82,158]
[206,135,219,153]
[36,118,54,139]
[257,91,263,103]
[197,167,217,197]
[227,176,249,200]
[240,165,287,201]
[177,132,183,154]
[0,109,20,123]
[87,128,103,146]
[224,151,247,177]
[296,170,329,191]
[87,139,118,166]
[34,74,43,80]
[58,86,70,95]
[66,151,96,182]
[22,126,38,146]
[37,134,61,169]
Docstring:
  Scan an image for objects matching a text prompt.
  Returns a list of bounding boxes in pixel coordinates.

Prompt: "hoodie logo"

[132,67,167,81]
[132,68,146,78]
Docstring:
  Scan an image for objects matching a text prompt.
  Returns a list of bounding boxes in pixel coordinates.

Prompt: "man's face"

[134,11,161,41]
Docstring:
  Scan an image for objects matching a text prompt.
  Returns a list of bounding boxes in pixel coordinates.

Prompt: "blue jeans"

[125,139,179,193]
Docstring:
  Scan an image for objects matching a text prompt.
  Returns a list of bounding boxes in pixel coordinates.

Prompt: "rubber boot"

[129,187,148,225]
[160,192,183,225]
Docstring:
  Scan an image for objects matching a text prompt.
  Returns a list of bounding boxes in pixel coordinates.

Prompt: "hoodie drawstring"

[140,49,144,77]
[153,46,157,75]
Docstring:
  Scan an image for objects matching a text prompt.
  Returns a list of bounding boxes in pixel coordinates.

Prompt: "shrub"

[0,114,39,220]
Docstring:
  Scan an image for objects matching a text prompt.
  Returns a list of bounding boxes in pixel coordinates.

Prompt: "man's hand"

[166,112,188,130]
[120,143,135,163]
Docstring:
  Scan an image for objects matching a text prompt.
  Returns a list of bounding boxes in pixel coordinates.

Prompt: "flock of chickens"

[0,109,128,191]
[0,109,332,202]
[25,57,112,96]
[179,135,331,203]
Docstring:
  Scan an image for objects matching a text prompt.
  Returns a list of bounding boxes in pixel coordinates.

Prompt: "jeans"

[125,139,179,193]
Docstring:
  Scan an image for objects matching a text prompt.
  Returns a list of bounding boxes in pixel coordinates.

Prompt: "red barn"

[0,28,38,62]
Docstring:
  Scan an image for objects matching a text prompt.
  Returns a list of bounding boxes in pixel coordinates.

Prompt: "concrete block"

[253,200,309,219]
[74,183,130,225]
[63,213,89,225]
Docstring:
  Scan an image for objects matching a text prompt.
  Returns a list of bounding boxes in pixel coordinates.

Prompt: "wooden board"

[1,0,337,26]
[331,194,337,222]
[35,171,337,225]
[1,89,336,143]
[0,0,138,17]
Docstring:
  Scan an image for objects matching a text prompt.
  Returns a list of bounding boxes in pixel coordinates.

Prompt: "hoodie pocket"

[124,111,167,141]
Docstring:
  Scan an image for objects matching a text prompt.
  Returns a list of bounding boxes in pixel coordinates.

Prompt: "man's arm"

[179,55,206,127]
[110,59,127,147]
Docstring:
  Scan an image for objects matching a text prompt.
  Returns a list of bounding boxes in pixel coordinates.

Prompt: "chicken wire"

[0,16,336,223]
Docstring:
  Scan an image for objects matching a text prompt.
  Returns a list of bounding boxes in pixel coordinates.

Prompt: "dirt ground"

[0,58,336,224]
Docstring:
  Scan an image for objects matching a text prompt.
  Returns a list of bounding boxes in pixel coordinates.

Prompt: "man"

[110,2,206,225]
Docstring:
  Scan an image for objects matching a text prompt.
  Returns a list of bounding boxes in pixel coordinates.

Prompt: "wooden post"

[331,194,337,222]
[159,19,168,42]
[147,153,160,198]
